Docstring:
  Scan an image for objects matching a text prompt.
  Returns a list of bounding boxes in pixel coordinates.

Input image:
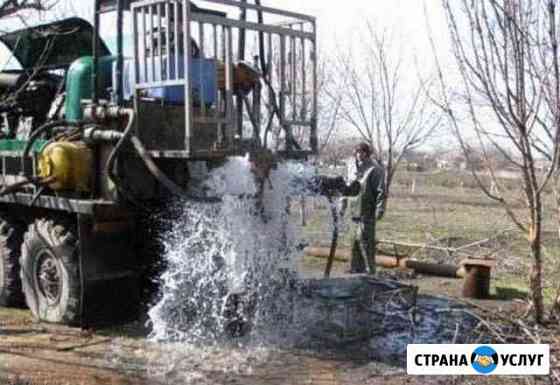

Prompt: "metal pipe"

[157,2,163,82]
[165,1,171,81]
[301,36,306,120]
[183,0,193,154]
[199,22,207,116]
[116,0,124,104]
[142,6,148,83]
[291,35,297,121]
[310,20,318,153]
[406,260,462,279]
[238,0,246,61]
[149,4,155,82]
[92,0,101,104]
[195,0,316,23]
[173,1,179,81]
[192,13,313,40]
[133,7,140,85]
[225,26,233,144]
[236,0,247,138]
[304,246,465,278]
[255,0,268,82]
[279,35,286,124]
[213,24,219,120]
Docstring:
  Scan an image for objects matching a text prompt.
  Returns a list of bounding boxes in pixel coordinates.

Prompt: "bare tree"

[316,54,342,156]
[0,0,58,19]
[332,23,440,207]
[320,137,355,168]
[430,0,560,323]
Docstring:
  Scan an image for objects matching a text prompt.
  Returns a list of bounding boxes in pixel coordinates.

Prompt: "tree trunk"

[554,286,560,315]
[554,176,560,314]
[529,224,545,324]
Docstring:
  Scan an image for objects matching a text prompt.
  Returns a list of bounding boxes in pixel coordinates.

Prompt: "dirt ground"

[0,261,555,385]
[2,174,559,385]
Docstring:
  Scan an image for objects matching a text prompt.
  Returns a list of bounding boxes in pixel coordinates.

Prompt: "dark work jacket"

[345,158,385,222]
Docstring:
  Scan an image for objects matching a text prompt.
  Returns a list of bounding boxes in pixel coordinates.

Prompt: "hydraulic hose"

[105,109,220,203]
[324,195,339,278]
[128,135,220,203]
[255,0,267,77]
[129,135,183,196]
[105,108,135,185]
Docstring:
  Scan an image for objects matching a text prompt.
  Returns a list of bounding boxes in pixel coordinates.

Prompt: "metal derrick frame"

[130,0,318,159]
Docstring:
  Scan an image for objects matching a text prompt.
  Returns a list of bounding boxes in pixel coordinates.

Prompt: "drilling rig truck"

[0,0,318,326]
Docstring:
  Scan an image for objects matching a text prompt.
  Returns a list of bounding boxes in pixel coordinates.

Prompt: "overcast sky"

[0,0,450,64]
[278,0,447,51]
[0,0,454,147]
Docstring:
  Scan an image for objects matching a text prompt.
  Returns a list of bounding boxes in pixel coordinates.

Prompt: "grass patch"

[493,275,557,305]
[302,170,560,309]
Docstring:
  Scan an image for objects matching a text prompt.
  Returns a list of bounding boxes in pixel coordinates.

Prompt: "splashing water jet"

[148,155,315,345]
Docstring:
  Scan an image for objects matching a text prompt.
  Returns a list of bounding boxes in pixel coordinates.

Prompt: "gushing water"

[148,156,312,344]
[140,156,480,385]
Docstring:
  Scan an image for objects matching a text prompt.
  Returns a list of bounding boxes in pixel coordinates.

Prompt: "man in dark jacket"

[340,142,385,274]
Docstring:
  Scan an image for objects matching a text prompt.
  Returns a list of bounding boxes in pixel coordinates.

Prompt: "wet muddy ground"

[1,260,554,385]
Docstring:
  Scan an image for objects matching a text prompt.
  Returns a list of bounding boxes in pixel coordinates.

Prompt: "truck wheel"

[20,219,81,325]
[0,219,24,306]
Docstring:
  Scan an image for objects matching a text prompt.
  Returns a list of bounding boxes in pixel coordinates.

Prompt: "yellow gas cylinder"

[38,141,93,192]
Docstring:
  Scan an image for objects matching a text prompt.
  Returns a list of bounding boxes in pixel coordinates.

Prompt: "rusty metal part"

[405,260,462,279]
[461,259,495,299]
[305,247,405,269]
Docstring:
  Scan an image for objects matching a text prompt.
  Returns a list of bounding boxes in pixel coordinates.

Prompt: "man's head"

[354,142,371,162]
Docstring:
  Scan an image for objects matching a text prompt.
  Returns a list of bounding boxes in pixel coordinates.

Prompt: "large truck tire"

[0,218,24,306]
[20,219,81,325]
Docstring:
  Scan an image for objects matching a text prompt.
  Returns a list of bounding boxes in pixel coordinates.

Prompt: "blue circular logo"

[471,346,498,374]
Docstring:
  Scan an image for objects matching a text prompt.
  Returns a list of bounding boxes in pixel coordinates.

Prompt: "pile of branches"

[449,300,560,383]
[377,229,514,265]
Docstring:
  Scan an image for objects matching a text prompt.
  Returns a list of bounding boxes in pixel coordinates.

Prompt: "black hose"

[255,0,267,77]
[104,109,219,203]
[324,195,338,278]
[128,135,220,203]
[105,108,135,185]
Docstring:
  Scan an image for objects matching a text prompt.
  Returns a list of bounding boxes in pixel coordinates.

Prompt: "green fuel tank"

[64,56,116,122]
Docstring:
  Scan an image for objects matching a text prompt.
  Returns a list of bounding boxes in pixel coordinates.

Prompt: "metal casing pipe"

[92,0,100,104]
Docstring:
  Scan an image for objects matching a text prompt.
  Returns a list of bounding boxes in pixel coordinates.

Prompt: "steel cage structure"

[130,0,317,159]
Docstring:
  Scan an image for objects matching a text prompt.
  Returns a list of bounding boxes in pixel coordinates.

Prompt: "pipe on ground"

[304,246,465,278]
